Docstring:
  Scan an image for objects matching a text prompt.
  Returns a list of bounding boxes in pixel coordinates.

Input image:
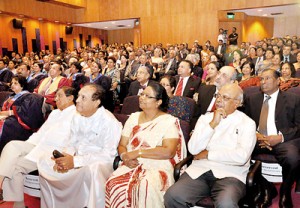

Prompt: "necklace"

[141,111,160,123]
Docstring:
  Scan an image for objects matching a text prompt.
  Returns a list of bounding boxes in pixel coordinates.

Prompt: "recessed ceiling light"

[67,22,71,25]
[38,18,43,21]
[19,14,24,17]
[263,14,268,16]
[127,25,131,27]
[104,27,108,28]
[112,22,115,24]
[258,9,263,12]
[55,20,59,23]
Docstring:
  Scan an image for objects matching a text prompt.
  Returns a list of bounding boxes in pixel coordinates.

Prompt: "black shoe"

[258,182,278,208]
[279,193,293,208]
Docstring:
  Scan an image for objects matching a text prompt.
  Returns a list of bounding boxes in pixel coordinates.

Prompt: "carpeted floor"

[0,184,299,208]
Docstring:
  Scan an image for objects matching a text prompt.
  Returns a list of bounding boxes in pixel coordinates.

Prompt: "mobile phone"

[53,150,64,159]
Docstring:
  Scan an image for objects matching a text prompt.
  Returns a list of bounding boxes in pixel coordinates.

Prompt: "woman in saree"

[105,82,186,208]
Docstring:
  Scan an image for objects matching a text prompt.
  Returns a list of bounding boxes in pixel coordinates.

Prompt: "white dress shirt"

[186,110,256,183]
[25,105,77,163]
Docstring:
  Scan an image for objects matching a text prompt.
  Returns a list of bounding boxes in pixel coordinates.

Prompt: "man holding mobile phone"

[38,83,122,208]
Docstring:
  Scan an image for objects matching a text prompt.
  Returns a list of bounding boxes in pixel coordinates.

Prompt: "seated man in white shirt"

[164,83,256,208]
[37,83,122,208]
[0,86,77,208]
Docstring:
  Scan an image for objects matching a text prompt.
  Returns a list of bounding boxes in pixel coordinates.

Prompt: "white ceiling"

[231,4,300,17]
[73,19,138,30]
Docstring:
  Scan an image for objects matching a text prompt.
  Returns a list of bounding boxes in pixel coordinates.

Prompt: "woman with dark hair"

[0,75,44,152]
[160,75,194,122]
[238,60,260,89]
[106,82,186,208]
[279,62,300,91]
[28,62,48,92]
[205,61,220,85]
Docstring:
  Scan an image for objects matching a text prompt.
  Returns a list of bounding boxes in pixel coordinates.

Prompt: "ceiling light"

[19,14,24,17]
[104,27,108,28]
[67,22,71,25]
[55,20,59,23]
[258,9,263,12]
[112,22,115,24]
[263,14,268,16]
[38,18,43,21]
[127,25,131,27]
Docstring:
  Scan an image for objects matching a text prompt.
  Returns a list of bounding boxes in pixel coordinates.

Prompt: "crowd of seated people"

[0,34,298,207]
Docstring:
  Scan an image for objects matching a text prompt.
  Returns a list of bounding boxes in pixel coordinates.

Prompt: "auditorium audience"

[38,84,122,208]
[105,82,186,207]
[0,86,76,208]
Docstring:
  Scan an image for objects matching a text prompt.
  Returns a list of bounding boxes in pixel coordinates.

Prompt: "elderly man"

[38,84,122,208]
[0,86,77,208]
[164,83,256,208]
[34,62,71,109]
[174,60,201,98]
[127,65,156,96]
[244,69,300,208]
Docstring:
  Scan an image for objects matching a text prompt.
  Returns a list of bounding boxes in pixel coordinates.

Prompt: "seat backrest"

[295,70,300,78]
[243,86,261,97]
[168,96,196,123]
[286,86,300,95]
[121,95,140,115]
[113,113,129,126]
[179,119,191,145]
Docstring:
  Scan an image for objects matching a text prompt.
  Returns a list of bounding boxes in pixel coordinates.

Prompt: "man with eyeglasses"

[244,69,300,208]
[165,83,256,208]
[192,66,236,129]
[127,65,156,96]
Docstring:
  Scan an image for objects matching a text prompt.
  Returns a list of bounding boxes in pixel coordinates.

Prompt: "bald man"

[165,83,256,208]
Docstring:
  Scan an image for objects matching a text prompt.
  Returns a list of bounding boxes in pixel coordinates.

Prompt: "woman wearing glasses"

[105,82,186,208]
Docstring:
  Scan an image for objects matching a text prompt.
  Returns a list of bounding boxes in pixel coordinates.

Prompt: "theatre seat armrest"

[113,156,121,170]
[173,155,194,182]
[246,160,262,188]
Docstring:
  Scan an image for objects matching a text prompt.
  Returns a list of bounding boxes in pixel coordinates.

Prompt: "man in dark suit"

[192,66,237,128]
[127,65,156,96]
[215,40,226,65]
[252,47,266,75]
[163,49,178,76]
[174,60,201,98]
[244,69,300,208]
[0,59,13,91]
[282,45,297,64]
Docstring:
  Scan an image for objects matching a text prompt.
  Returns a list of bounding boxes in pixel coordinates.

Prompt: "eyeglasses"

[139,93,156,99]
[214,93,238,102]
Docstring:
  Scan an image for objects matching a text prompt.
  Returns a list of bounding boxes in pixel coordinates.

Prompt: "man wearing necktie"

[174,60,200,98]
[127,65,156,96]
[244,69,300,208]
[282,45,297,64]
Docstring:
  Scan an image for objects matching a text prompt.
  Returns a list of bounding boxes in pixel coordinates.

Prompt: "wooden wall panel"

[107,29,134,45]
[243,16,274,44]
[274,16,300,37]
